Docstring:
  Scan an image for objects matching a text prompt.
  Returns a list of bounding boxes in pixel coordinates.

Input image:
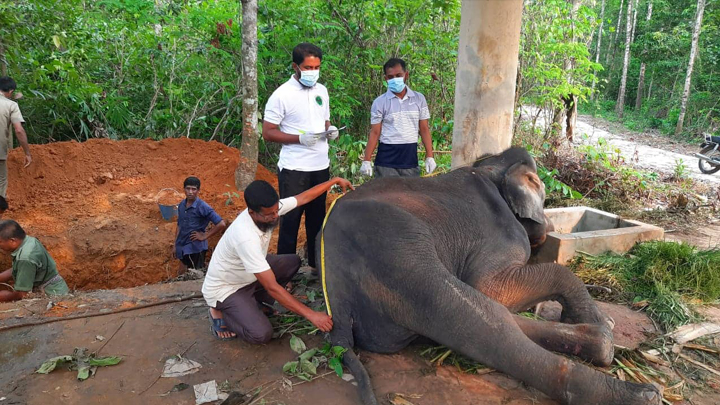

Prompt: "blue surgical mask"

[387,77,406,93]
[298,69,320,87]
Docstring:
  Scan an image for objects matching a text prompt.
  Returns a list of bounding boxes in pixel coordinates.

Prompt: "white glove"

[299,132,321,147]
[360,161,373,177]
[425,157,437,174]
[326,125,339,140]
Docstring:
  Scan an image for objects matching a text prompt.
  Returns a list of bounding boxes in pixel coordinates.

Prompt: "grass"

[418,345,490,374]
[570,241,720,331]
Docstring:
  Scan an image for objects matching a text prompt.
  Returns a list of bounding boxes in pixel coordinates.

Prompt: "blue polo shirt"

[175,198,223,257]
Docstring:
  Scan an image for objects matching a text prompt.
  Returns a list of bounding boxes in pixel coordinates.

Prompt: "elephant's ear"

[501,162,546,224]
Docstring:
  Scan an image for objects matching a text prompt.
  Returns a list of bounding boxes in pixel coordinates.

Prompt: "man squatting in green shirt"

[0,219,69,302]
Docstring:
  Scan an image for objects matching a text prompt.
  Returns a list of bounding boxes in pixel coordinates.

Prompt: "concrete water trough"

[532,206,664,265]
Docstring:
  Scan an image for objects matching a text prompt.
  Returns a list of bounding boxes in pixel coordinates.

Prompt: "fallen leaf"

[160,383,191,397]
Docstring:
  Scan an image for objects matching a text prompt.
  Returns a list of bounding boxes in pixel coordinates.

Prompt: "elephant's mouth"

[529,233,547,248]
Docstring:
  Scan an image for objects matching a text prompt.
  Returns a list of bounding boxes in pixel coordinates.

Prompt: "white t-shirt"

[264,76,331,172]
[202,197,298,307]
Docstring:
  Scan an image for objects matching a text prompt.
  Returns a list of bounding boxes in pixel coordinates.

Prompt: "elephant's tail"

[343,348,378,405]
[330,323,378,405]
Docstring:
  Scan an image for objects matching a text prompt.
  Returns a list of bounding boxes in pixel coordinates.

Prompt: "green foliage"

[589,0,720,138]
[222,191,241,206]
[537,166,583,199]
[673,158,689,180]
[518,0,601,133]
[574,241,720,330]
[283,336,347,381]
[36,348,122,381]
[1,0,459,178]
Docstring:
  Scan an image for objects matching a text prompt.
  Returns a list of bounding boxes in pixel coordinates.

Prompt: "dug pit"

[2,138,300,290]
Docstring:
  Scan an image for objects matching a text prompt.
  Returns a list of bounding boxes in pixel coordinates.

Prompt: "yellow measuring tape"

[320,194,343,317]
[319,171,439,317]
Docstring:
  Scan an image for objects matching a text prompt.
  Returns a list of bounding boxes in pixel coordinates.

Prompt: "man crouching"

[0,220,69,301]
[202,177,353,342]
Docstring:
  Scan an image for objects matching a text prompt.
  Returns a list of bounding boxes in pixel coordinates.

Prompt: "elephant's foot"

[514,316,614,367]
[572,323,614,367]
[564,363,663,405]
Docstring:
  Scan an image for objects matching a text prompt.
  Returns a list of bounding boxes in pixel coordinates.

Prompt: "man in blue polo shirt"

[173,177,227,273]
[361,58,435,178]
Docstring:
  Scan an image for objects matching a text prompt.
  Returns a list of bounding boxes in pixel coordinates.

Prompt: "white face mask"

[298,69,320,87]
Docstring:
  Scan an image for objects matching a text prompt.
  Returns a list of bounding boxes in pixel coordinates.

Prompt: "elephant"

[317,147,661,405]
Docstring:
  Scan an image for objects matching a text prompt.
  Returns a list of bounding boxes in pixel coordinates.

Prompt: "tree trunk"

[234,0,259,189]
[647,69,654,100]
[0,40,6,77]
[615,0,633,118]
[451,0,524,168]
[630,0,639,44]
[675,0,706,136]
[635,1,653,110]
[591,0,606,99]
[563,0,581,141]
[607,0,625,65]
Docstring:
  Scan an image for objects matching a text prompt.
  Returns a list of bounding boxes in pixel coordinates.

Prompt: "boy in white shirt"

[202,177,353,343]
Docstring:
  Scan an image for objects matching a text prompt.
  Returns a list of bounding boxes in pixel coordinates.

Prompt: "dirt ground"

[5,278,713,405]
[2,138,306,290]
[2,136,720,405]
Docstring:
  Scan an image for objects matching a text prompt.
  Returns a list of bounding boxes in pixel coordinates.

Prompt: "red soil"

[1,138,294,290]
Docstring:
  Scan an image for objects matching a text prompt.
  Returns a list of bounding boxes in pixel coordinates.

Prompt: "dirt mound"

[2,138,294,290]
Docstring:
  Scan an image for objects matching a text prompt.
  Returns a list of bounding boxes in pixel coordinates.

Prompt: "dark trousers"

[277,167,330,268]
[214,254,301,344]
[180,251,206,269]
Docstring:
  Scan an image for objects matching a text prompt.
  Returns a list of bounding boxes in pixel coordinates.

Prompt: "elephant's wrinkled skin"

[319,148,661,405]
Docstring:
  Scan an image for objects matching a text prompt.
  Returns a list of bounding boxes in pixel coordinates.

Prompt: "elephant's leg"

[513,314,614,366]
[401,275,661,405]
[475,263,607,325]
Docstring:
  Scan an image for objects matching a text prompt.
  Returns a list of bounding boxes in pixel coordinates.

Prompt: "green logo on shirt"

[315,96,323,106]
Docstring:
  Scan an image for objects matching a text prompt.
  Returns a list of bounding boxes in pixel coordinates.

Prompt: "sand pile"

[2,138,291,290]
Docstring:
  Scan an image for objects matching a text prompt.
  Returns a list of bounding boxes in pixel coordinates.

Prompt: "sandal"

[208,308,237,341]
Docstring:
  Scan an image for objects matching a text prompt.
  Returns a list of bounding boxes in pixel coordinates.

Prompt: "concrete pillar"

[451,0,524,169]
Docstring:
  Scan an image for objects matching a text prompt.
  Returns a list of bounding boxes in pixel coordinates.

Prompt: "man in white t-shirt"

[262,43,340,273]
[202,177,353,343]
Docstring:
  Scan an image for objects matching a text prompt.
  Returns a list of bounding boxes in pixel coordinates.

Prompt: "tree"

[635,1,653,110]
[615,0,633,117]
[630,0,640,44]
[451,0,524,168]
[0,40,6,76]
[675,0,707,135]
[234,0,259,189]
[607,0,625,65]
[591,0,606,98]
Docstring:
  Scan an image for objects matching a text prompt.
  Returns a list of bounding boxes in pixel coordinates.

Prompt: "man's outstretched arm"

[294,177,354,207]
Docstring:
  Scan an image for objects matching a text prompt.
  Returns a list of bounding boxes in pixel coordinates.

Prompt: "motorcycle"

[695,133,720,174]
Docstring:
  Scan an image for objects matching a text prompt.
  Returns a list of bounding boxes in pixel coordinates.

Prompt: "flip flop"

[208,308,237,341]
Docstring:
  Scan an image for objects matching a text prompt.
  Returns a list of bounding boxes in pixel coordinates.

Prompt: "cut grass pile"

[570,241,720,331]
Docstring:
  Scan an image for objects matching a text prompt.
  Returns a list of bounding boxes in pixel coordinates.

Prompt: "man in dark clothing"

[173,177,227,273]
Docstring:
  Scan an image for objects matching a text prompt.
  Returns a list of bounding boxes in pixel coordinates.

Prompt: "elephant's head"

[473,147,552,247]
